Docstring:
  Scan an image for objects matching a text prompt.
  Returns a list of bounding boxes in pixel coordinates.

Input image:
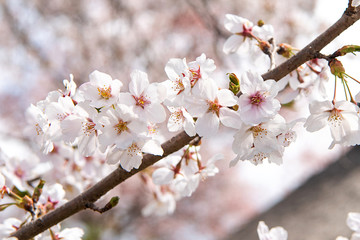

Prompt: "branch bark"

[11,5,360,240]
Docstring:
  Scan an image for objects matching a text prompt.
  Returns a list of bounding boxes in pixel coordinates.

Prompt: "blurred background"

[1,0,360,239]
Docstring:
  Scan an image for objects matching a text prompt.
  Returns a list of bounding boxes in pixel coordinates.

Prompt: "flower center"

[251,125,267,139]
[249,91,265,106]
[14,167,25,178]
[114,120,129,134]
[236,23,253,38]
[328,108,344,127]
[189,66,201,87]
[133,95,151,109]
[97,86,112,99]
[173,79,185,95]
[82,121,96,136]
[127,143,141,157]
[207,99,220,116]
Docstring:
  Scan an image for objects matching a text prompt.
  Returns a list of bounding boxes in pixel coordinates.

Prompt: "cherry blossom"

[106,138,163,171]
[352,0,360,7]
[163,58,191,106]
[257,221,288,240]
[0,218,22,239]
[96,104,147,152]
[238,71,281,125]
[223,14,273,54]
[167,106,196,136]
[337,212,360,240]
[60,101,99,157]
[119,70,167,123]
[78,70,123,108]
[142,186,176,217]
[186,80,239,137]
[304,100,360,148]
[231,115,294,166]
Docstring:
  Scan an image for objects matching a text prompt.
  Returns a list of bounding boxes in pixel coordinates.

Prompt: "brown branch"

[11,5,360,240]
[262,6,360,81]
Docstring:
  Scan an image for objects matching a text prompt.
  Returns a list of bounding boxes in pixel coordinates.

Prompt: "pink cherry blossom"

[119,70,167,123]
[238,71,281,125]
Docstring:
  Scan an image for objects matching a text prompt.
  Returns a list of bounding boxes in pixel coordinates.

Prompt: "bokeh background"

[1,0,360,239]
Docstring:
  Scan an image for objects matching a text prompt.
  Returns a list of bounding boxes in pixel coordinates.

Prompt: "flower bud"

[277,43,295,58]
[329,59,345,78]
[227,73,240,95]
[257,20,265,27]
[334,45,360,57]
[32,179,45,203]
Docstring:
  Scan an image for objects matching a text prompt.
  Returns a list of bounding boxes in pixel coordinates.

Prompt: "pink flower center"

[133,95,151,109]
[207,98,221,116]
[328,108,344,126]
[236,23,253,38]
[249,91,265,106]
[189,66,201,87]
[14,167,25,178]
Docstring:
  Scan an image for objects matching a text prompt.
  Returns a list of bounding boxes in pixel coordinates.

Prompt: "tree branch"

[11,5,360,240]
[262,6,360,81]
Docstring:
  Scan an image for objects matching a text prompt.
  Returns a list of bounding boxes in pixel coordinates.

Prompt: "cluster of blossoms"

[1,2,360,238]
[257,211,360,240]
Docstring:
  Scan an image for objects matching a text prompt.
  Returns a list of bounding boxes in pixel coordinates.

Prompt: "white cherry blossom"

[61,101,99,157]
[238,71,281,125]
[223,14,273,54]
[142,186,176,217]
[163,58,191,106]
[119,70,167,123]
[304,100,360,148]
[231,115,291,166]
[186,80,239,137]
[257,221,288,240]
[96,104,147,152]
[78,70,122,108]
[0,218,22,239]
[352,0,360,7]
[167,106,196,137]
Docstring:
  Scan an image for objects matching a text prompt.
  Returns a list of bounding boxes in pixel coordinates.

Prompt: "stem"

[342,77,349,101]
[333,76,337,105]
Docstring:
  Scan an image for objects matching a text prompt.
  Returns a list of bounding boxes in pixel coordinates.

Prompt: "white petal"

[219,107,241,129]
[217,89,237,106]
[145,103,167,123]
[195,112,219,137]
[152,168,174,185]
[347,212,360,232]
[223,35,243,54]
[257,221,270,240]
[142,139,163,156]
[130,70,149,97]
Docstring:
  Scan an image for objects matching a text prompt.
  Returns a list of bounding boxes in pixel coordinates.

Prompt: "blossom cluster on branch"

[1,0,360,239]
